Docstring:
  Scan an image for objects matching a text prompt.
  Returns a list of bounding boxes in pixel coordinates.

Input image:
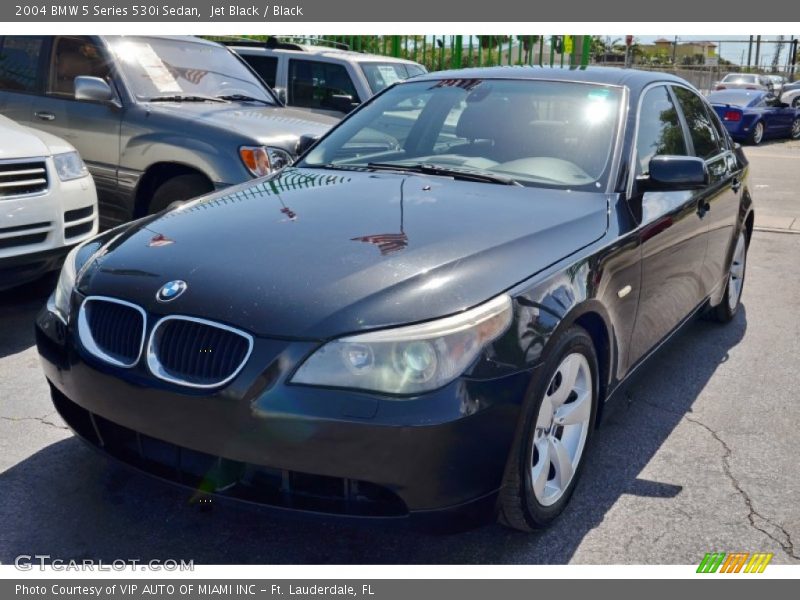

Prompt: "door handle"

[697,199,711,218]
[35,111,55,121]
[731,177,742,193]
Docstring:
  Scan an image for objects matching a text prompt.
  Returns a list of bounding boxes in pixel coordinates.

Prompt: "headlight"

[291,294,513,395]
[49,239,104,323]
[239,146,293,177]
[50,244,80,323]
[53,151,88,181]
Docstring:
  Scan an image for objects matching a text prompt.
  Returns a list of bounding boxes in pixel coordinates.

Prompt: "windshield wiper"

[366,162,521,186]
[146,94,228,103]
[216,94,273,105]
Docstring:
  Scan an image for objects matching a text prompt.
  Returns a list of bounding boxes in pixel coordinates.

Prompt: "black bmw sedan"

[36,67,753,531]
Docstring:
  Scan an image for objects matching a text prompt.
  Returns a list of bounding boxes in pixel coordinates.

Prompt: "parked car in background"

[224,37,427,116]
[714,73,774,93]
[780,86,800,108]
[0,35,337,228]
[707,89,800,144]
[767,74,787,94]
[781,80,800,95]
[0,114,97,289]
[38,67,754,531]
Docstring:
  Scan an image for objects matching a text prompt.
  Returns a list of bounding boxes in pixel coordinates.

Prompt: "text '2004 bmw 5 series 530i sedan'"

[36,67,753,531]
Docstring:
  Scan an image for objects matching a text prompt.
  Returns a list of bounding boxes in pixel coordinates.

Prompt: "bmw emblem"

[156,280,187,302]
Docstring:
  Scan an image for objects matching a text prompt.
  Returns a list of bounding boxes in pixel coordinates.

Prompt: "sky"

[636,35,798,68]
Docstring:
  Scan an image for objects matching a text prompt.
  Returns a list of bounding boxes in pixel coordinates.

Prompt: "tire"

[747,121,764,145]
[149,174,213,214]
[792,97,800,109]
[708,229,748,323]
[497,326,599,532]
[790,117,800,140]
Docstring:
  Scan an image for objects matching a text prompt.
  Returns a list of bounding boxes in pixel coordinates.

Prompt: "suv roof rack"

[214,36,351,52]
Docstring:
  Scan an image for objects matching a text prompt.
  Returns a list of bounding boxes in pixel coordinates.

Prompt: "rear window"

[0,36,44,93]
[361,62,425,95]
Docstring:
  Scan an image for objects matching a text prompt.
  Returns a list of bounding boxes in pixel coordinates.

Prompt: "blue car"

[707,89,800,145]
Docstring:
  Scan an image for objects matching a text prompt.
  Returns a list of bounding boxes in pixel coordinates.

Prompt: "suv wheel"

[149,174,213,214]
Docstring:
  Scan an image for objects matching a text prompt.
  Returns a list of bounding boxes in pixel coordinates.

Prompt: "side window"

[242,54,277,88]
[0,36,44,93]
[48,36,112,98]
[634,85,688,176]
[672,86,724,160]
[288,59,358,110]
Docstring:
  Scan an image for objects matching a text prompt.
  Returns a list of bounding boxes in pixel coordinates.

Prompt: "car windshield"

[107,37,275,104]
[361,62,426,94]
[722,74,758,84]
[299,78,622,190]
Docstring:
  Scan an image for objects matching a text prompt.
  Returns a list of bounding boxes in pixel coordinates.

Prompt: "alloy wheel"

[530,352,593,507]
[727,232,747,312]
[791,118,800,140]
[753,122,764,144]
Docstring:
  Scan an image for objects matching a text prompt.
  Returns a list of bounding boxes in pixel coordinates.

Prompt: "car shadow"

[0,273,57,359]
[0,306,747,564]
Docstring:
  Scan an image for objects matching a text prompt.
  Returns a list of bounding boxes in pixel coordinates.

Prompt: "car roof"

[410,66,691,89]
[101,35,222,48]
[230,43,421,66]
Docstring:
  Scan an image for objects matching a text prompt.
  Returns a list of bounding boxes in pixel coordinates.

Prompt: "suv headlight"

[53,151,88,181]
[239,146,293,177]
[291,294,513,395]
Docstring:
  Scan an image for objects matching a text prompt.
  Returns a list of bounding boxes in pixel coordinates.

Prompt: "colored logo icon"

[156,280,188,303]
[697,552,773,573]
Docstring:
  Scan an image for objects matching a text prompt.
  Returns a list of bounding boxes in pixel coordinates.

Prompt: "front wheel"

[497,326,598,531]
[149,174,213,214]
[709,229,748,323]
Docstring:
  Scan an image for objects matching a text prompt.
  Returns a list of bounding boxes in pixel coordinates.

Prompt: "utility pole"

[672,35,678,65]
[747,35,753,70]
[755,35,761,72]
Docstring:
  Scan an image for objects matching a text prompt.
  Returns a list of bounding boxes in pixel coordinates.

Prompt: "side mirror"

[74,76,115,104]
[644,155,708,191]
[274,87,287,104]
[295,134,320,157]
[326,94,359,114]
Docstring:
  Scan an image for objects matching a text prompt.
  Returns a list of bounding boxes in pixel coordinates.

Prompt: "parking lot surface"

[1,145,798,565]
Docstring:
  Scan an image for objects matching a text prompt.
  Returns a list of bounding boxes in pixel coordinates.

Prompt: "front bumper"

[36,306,531,522]
[0,162,98,288]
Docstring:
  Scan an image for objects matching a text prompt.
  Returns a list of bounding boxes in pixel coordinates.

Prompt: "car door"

[29,36,122,213]
[0,35,48,125]
[762,94,794,136]
[672,85,742,297]
[626,84,710,368]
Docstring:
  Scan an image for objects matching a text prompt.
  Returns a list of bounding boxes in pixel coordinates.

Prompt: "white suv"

[225,38,427,116]
[0,114,98,289]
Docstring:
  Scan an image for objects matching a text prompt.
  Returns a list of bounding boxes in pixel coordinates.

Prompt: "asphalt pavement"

[0,144,798,565]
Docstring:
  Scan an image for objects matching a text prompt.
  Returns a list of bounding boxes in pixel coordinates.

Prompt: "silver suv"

[0,35,337,228]
[225,38,427,116]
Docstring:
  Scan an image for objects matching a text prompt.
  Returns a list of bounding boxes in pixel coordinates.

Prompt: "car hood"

[78,168,609,339]
[0,115,56,159]
[145,102,337,147]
